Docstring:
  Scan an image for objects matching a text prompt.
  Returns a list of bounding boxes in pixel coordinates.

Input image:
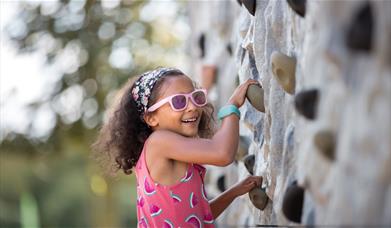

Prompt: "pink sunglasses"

[147,89,208,112]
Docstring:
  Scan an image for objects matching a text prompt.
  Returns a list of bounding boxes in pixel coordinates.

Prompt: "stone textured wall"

[188,0,391,226]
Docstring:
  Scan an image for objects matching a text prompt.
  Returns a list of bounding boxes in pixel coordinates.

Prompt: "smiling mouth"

[181,117,198,123]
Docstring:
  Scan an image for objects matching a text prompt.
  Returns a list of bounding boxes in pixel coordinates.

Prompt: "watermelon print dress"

[135,142,215,228]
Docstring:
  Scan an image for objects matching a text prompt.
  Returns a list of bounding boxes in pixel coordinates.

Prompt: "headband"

[131,67,182,116]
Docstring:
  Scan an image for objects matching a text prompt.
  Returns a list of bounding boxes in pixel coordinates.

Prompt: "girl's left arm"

[209,176,262,219]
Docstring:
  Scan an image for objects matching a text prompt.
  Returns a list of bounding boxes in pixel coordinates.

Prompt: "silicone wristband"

[217,104,241,120]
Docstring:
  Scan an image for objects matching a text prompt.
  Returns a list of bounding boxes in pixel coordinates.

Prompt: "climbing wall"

[188,0,391,226]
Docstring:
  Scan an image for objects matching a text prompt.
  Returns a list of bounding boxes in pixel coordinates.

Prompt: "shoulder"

[148,130,184,143]
[146,130,184,153]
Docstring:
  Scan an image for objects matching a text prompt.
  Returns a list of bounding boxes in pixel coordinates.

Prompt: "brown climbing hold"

[249,186,269,210]
[246,84,265,113]
[294,89,319,120]
[242,0,256,16]
[271,51,296,94]
[282,181,304,223]
[243,154,255,175]
[346,2,373,52]
[236,136,251,161]
[201,65,217,91]
[287,0,306,17]
[314,130,336,161]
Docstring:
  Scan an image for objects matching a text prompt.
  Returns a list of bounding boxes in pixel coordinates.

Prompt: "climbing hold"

[287,0,306,17]
[271,51,296,94]
[236,136,251,161]
[246,84,265,112]
[226,43,233,56]
[217,175,226,192]
[201,65,217,91]
[314,130,336,161]
[242,0,256,16]
[249,186,269,210]
[294,89,319,120]
[282,181,304,223]
[198,33,206,58]
[346,2,373,52]
[243,154,255,175]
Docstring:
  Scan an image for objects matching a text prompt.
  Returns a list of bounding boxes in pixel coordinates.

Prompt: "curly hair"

[92,71,215,175]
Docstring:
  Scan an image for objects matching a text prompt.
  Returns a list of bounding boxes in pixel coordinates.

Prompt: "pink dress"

[135,142,215,228]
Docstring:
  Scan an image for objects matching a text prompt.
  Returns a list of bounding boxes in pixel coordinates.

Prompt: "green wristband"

[217,104,241,120]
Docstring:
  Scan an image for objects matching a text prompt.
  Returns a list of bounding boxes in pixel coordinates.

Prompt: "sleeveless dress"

[135,141,215,228]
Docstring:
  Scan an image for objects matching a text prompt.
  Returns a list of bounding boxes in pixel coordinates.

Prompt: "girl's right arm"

[148,79,259,166]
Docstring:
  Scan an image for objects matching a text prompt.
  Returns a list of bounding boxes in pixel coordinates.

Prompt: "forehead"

[159,75,195,96]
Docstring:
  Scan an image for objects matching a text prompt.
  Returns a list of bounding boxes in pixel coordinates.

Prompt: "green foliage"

[1,0,186,227]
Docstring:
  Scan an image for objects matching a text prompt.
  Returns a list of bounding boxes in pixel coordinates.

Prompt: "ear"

[143,113,159,128]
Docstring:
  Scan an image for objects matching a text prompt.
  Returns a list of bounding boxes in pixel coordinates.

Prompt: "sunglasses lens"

[193,91,206,106]
[172,95,187,110]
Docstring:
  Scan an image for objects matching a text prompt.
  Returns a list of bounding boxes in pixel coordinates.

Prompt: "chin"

[182,130,199,138]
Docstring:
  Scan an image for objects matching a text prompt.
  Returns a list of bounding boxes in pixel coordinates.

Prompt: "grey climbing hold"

[271,51,296,95]
[282,181,304,223]
[294,89,319,120]
[249,186,269,210]
[287,0,306,17]
[236,136,251,161]
[243,154,255,175]
[242,0,256,16]
[346,2,373,52]
[246,84,265,112]
[314,130,336,161]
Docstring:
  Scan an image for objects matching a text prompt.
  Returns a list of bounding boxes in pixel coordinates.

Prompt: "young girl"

[94,67,262,227]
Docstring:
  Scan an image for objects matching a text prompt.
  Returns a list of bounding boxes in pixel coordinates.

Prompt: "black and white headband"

[131,67,183,116]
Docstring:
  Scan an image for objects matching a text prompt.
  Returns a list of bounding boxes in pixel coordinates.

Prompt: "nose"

[186,98,197,111]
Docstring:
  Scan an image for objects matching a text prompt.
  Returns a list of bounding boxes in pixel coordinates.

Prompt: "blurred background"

[0,0,192,227]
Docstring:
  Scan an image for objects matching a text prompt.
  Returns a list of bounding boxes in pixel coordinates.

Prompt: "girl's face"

[146,75,203,137]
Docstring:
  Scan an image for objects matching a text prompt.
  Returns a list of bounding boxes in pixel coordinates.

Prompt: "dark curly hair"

[92,70,215,175]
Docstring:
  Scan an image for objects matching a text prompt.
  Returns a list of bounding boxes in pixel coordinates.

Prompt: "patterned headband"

[131,67,183,116]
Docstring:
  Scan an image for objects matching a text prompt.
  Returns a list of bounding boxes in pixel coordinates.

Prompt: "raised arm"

[148,79,259,166]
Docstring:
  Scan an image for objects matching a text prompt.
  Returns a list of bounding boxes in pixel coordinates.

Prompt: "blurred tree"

[0,0,187,227]
[2,0,185,145]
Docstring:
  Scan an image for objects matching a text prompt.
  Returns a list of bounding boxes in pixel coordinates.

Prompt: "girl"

[93,67,262,227]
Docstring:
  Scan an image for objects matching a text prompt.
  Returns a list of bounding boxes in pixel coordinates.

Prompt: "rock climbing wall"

[188,0,391,226]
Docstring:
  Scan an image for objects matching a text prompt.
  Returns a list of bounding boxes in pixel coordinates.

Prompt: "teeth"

[183,118,197,123]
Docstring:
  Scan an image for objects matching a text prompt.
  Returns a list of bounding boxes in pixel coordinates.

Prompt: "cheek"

[162,109,182,121]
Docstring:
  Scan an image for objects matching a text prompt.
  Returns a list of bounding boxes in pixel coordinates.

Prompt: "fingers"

[246,175,263,187]
[228,79,260,108]
[240,79,258,89]
[244,79,260,86]
[241,79,260,94]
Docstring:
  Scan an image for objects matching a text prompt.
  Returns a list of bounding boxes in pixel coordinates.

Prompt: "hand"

[228,79,259,108]
[230,175,263,197]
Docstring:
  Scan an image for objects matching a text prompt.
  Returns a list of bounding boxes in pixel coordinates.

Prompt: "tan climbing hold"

[236,136,251,161]
[271,51,296,94]
[314,130,336,161]
[249,186,269,210]
[246,84,265,112]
